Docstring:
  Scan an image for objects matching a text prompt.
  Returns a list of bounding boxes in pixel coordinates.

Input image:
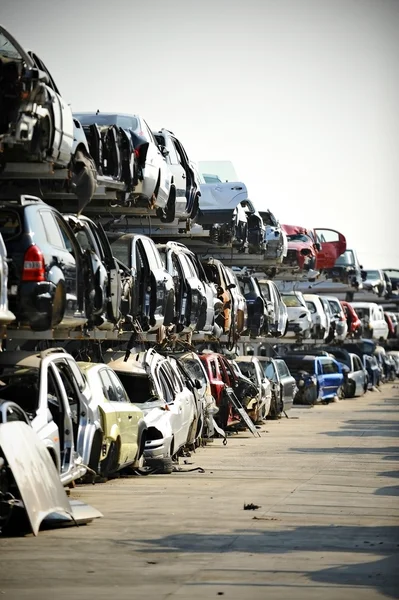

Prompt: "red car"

[282,225,346,273]
[199,352,257,428]
[340,300,362,337]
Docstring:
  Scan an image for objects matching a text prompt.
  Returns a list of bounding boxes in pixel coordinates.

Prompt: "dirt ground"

[1,384,398,600]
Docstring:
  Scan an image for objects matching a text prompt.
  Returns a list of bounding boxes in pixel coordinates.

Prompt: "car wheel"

[346,380,356,398]
[51,281,66,328]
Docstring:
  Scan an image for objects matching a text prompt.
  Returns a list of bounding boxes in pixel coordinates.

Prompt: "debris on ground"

[243,503,261,510]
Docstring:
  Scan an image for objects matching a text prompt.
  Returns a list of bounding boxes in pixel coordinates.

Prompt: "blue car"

[282,354,344,404]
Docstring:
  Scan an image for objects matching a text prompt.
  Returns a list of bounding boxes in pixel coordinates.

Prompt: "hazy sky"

[2,0,398,268]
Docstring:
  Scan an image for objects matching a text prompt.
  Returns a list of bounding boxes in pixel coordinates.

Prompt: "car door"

[277,360,296,410]
[178,253,202,328]
[143,120,171,203]
[320,358,342,397]
[28,51,74,165]
[313,229,347,270]
[87,220,122,322]
[102,367,139,465]
[140,237,172,325]
[173,136,197,215]
[166,359,194,445]
[160,133,186,208]
[352,354,365,395]
[157,362,185,449]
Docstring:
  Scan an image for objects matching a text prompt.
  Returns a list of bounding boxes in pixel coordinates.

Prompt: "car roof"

[235,356,258,363]
[0,349,67,368]
[103,351,149,375]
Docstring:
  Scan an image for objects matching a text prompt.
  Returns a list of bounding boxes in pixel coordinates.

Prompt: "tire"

[145,456,174,474]
[346,380,356,398]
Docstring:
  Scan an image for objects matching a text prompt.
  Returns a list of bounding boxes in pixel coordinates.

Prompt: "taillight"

[22,245,45,282]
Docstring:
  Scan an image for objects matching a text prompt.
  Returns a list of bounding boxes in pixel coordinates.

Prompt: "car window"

[166,139,180,164]
[335,250,354,266]
[0,366,40,415]
[321,360,339,374]
[116,373,154,402]
[140,238,163,270]
[66,359,86,392]
[109,237,131,266]
[282,294,302,308]
[107,369,129,402]
[142,120,157,144]
[55,217,75,254]
[258,282,271,301]
[264,361,277,382]
[40,211,65,248]
[179,254,196,279]
[353,356,362,371]
[209,359,217,379]
[328,300,341,315]
[99,369,118,402]
[164,361,183,393]
[0,210,21,241]
[276,360,290,378]
[306,301,316,314]
[181,358,207,386]
[221,358,234,384]
[237,361,257,383]
[157,366,174,404]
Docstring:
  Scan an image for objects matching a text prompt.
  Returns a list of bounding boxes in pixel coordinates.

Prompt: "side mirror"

[227,283,236,291]
[194,379,202,390]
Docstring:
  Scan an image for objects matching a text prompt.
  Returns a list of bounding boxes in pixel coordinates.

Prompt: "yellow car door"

[105,368,140,466]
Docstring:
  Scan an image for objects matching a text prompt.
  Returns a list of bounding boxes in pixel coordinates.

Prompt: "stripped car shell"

[235,356,272,421]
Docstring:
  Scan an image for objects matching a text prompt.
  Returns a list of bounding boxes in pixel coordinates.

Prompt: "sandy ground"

[1,384,398,600]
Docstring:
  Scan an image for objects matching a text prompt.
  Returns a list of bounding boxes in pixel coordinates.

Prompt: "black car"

[238,275,267,337]
[153,129,200,220]
[64,214,130,327]
[107,232,175,332]
[157,242,216,333]
[1,195,90,331]
[257,356,296,416]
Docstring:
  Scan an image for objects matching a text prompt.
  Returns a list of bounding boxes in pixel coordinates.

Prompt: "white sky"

[2,0,398,268]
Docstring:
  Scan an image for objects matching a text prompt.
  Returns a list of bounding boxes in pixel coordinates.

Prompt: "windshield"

[328,299,341,314]
[236,361,257,383]
[115,373,155,403]
[366,270,380,280]
[283,357,315,376]
[0,367,40,416]
[353,307,370,320]
[335,250,354,267]
[108,237,131,266]
[282,294,303,308]
[287,234,311,243]
[180,358,207,386]
[0,31,22,60]
[74,113,139,131]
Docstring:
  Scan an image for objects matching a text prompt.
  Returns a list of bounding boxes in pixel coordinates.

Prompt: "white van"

[351,302,389,340]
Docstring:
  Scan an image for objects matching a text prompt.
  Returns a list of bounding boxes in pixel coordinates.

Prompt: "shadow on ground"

[119,524,399,598]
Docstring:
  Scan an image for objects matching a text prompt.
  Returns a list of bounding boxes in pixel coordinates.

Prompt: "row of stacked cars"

[0,24,398,536]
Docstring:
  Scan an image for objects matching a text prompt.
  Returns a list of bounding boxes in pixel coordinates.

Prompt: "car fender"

[137,418,148,457]
[143,407,173,439]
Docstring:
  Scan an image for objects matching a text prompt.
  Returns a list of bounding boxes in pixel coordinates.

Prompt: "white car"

[74,112,175,222]
[258,278,288,336]
[260,210,288,262]
[303,294,329,340]
[346,353,368,397]
[324,296,348,341]
[0,349,95,486]
[105,349,196,474]
[281,291,312,338]
[235,356,272,421]
[351,302,389,340]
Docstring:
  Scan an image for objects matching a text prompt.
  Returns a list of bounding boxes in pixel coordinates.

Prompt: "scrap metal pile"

[0,25,398,537]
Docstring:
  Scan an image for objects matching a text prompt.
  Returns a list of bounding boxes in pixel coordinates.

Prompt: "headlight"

[298,379,305,387]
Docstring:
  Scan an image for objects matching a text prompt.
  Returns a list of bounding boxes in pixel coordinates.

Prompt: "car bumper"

[10,281,57,330]
[143,434,173,460]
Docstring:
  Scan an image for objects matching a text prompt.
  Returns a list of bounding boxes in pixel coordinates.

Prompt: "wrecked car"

[157,241,216,333]
[105,349,196,474]
[260,210,287,262]
[238,274,268,337]
[107,232,175,332]
[281,225,320,275]
[257,356,296,417]
[257,278,288,337]
[234,356,271,422]
[74,112,176,222]
[0,26,96,205]
[1,195,94,332]
[0,348,96,486]
[153,129,201,221]
[78,362,147,477]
